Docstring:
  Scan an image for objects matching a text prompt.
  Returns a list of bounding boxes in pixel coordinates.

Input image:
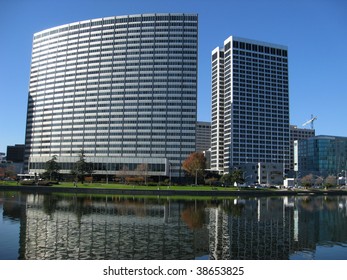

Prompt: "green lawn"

[3,180,345,193]
[54,181,238,192]
[0,180,243,191]
[0,181,18,186]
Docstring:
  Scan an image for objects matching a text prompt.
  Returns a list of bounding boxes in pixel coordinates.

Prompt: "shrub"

[20,180,53,186]
[20,180,35,185]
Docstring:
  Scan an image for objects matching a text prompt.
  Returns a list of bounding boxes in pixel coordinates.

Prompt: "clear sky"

[0,0,346,153]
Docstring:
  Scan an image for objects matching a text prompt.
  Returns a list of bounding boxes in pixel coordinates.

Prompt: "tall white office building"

[211,36,290,173]
[24,13,198,178]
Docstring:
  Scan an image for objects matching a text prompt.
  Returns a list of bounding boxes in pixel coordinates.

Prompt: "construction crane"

[302,115,317,129]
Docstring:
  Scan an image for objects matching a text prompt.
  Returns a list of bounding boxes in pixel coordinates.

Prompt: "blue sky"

[0,0,346,153]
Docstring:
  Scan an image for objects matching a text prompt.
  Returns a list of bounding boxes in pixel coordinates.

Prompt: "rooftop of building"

[34,13,198,37]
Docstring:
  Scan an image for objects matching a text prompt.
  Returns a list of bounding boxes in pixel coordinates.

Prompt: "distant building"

[211,36,290,174]
[0,152,5,162]
[203,149,211,170]
[196,121,211,152]
[6,144,25,163]
[289,125,315,172]
[294,135,347,177]
[24,13,198,179]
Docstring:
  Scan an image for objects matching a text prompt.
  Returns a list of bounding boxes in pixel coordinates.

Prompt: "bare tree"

[118,164,129,184]
[301,174,314,188]
[324,175,337,188]
[315,176,324,187]
[136,163,148,185]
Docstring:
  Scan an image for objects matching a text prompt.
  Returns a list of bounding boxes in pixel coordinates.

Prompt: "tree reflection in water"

[1,192,347,260]
[181,202,206,229]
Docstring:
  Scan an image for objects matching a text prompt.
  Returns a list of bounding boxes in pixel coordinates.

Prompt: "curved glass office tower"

[25,13,198,178]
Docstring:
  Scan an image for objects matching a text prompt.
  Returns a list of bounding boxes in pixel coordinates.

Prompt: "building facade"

[241,162,284,186]
[294,135,347,177]
[211,36,290,174]
[196,121,211,152]
[289,125,315,172]
[211,48,225,172]
[6,144,25,163]
[24,13,198,178]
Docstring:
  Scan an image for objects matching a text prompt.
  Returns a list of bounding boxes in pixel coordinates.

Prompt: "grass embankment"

[2,180,346,195]
[53,181,240,192]
[0,180,245,200]
[0,181,18,186]
[1,180,252,192]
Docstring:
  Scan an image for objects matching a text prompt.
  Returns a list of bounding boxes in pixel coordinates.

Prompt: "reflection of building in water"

[209,197,295,260]
[292,197,319,254]
[2,192,347,260]
[207,196,347,260]
[20,195,209,260]
[295,196,347,253]
[215,196,347,260]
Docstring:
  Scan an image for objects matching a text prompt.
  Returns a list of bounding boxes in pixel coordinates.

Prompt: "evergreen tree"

[221,169,244,187]
[44,155,61,181]
[71,150,93,184]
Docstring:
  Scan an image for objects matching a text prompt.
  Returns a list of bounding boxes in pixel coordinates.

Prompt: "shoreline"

[1,185,347,197]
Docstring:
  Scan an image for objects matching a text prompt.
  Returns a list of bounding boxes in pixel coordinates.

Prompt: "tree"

[232,169,244,185]
[136,163,148,185]
[4,165,16,179]
[324,175,337,188]
[301,174,314,188]
[205,177,218,186]
[71,150,93,184]
[182,152,206,184]
[117,164,129,184]
[221,169,244,187]
[43,155,61,181]
[221,173,233,186]
[315,176,324,187]
[181,204,206,229]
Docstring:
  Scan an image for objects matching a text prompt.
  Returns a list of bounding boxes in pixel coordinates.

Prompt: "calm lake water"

[1,191,347,260]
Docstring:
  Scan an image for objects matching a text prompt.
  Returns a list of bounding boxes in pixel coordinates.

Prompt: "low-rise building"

[0,152,5,162]
[294,135,347,177]
[241,162,284,186]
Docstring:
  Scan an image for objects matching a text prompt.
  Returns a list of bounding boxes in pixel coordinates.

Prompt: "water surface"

[1,192,347,260]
